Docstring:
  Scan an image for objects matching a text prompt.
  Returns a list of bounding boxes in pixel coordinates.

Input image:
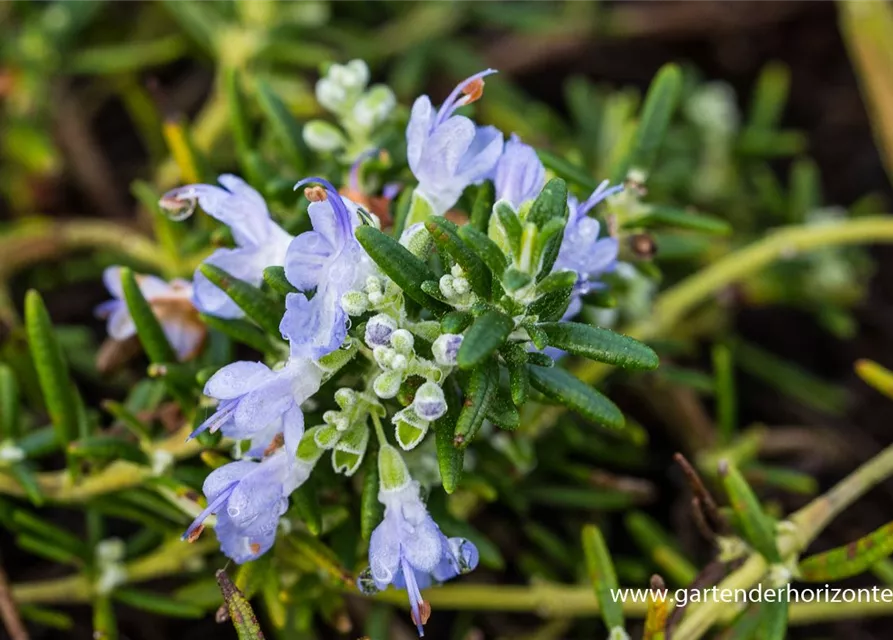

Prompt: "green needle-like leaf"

[361,447,383,540]
[453,360,498,449]
[538,322,659,370]
[434,389,465,493]
[527,178,568,229]
[528,365,624,430]
[625,512,698,586]
[68,436,148,465]
[199,313,277,354]
[217,569,266,640]
[457,310,515,370]
[756,600,788,640]
[799,520,893,581]
[494,201,523,258]
[113,589,205,619]
[625,207,732,235]
[262,266,298,297]
[458,224,509,278]
[355,226,448,312]
[581,524,624,632]
[199,264,284,335]
[470,181,495,232]
[291,482,322,537]
[485,388,520,431]
[0,364,20,440]
[24,290,80,446]
[719,460,780,563]
[120,268,178,364]
[612,63,682,182]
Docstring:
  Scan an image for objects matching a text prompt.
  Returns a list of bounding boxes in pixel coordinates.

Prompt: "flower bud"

[303,119,347,152]
[452,276,470,295]
[353,84,396,129]
[399,222,432,258]
[373,370,403,399]
[341,290,369,316]
[365,314,397,347]
[389,329,414,355]
[378,443,410,491]
[432,334,462,366]
[329,59,369,92]
[439,274,456,299]
[334,387,357,410]
[412,381,447,421]
[315,77,347,112]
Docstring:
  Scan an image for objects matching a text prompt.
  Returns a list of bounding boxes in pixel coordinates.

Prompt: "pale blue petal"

[283,231,334,292]
[202,460,257,502]
[280,290,347,360]
[406,96,434,173]
[457,125,503,184]
[204,361,275,400]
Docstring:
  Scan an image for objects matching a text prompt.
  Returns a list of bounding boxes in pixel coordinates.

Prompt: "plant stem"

[371,412,387,446]
[0,427,201,503]
[788,441,893,552]
[674,440,893,639]
[11,537,216,605]
[525,215,893,434]
[0,219,173,279]
[0,559,28,640]
[364,577,893,624]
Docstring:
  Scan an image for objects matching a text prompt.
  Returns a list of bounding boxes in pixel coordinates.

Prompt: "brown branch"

[0,559,28,640]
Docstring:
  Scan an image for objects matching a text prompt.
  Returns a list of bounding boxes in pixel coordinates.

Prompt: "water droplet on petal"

[356,567,381,595]
[159,195,197,222]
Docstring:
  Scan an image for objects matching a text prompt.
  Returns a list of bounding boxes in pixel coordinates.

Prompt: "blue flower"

[407,70,504,215]
[183,449,312,563]
[492,133,545,209]
[553,180,623,318]
[162,175,292,319]
[281,178,371,359]
[191,359,322,461]
[362,481,478,636]
[95,266,205,361]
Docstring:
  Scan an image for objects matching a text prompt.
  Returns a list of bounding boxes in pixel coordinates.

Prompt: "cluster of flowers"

[96,63,622,635]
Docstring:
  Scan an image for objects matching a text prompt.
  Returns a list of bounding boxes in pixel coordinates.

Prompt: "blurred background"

[3,1,893,639]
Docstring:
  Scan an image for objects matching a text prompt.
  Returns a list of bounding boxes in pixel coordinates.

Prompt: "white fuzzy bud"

[452,277,470,295]
[432,334,462,366]
[315,77,347,112]
[413,381,447,421]
[303,119,347,152]
[439,274,456,299]
[329,59,368,91]
[389,329,415,355]
[334,387,356,409]
[352,84,396,129]
[373,370,403,399]
[365,314,397,347]
[341,290,369,316]
[399,222,432,258]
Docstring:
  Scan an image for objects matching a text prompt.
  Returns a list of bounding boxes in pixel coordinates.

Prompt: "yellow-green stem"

[0,219,172,278]
[0,427,201,502]
[525,216,893,434]
[12,537,216,605]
